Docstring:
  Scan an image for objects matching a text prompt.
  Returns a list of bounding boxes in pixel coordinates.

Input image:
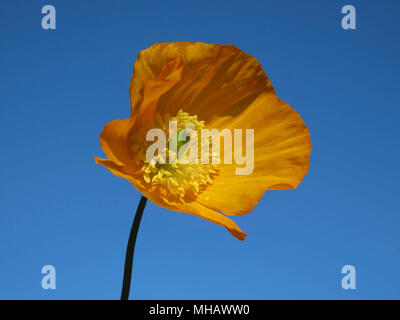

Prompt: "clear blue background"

[1,0,399,299]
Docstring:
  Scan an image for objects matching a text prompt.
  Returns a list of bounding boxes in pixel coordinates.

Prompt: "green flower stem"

[120,196,147,300]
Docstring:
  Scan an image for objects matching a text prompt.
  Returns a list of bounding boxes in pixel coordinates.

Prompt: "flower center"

[132,110,217,202]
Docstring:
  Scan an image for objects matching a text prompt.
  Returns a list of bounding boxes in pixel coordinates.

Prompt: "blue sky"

[1,0,399,299]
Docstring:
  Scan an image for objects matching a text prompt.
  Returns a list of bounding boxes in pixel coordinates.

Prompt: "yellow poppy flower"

[95,42,311,241]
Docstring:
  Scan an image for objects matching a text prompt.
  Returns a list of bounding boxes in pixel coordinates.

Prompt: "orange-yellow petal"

[94,157,143,187]
[98,118,135,168]
[133,56,184,126]
[170,201,247,240]
[129,42,275,124]
[196,93,311,215]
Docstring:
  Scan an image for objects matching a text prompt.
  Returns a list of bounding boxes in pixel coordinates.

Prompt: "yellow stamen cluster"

[131,110,218,202]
